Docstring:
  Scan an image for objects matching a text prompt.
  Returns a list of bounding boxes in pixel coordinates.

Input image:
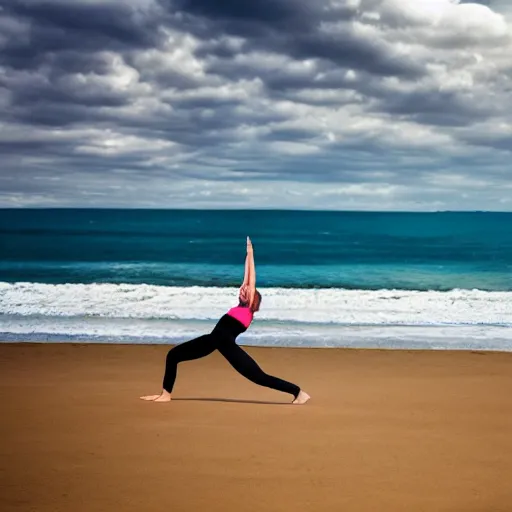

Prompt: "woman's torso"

[227,306,253,328]
[212,306,253,339]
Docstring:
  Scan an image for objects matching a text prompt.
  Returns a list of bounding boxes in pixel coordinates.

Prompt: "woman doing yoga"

[140,237,310,405]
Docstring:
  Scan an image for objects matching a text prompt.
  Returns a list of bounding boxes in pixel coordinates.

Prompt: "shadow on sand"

[172,397,289,406]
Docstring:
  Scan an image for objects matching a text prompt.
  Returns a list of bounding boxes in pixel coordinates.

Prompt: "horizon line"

[0,207,511,214]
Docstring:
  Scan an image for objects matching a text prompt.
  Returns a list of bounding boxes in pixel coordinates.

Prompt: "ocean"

[1,209,511,350]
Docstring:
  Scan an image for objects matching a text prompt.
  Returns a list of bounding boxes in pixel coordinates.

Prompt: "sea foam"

[1,282,511,350]
[0,282,510,325]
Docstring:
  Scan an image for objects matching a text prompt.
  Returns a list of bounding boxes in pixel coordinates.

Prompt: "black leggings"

[162,316,300,398]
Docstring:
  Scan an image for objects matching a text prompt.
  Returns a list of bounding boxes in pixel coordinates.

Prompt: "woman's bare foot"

[140,390,171,402]
[292,390,311,405]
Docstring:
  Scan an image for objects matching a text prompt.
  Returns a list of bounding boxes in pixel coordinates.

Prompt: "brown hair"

[251,290,262,312]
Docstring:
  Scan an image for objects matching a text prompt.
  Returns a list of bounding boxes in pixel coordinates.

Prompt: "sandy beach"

[1,342,511,512]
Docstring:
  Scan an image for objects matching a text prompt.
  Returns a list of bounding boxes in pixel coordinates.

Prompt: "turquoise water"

[1,209,511,291]
[1,209,511,349]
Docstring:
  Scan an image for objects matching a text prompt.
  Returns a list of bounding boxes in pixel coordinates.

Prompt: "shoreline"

[2,336,512,353]
[2,339,512,353]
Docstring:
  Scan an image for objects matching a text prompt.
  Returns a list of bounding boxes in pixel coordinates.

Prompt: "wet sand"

[1,342,511,512]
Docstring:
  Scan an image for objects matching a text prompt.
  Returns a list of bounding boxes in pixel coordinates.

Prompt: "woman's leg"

[162,334,217,392]
[217,340,302,400]
[140,334,216,402]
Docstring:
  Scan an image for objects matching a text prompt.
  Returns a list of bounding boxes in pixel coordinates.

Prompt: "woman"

[140,237,310,405]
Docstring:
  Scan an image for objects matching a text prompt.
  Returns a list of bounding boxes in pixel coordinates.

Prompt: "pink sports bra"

[227,306,254,328]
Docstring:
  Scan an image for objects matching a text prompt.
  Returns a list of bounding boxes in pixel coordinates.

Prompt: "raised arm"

[239,236,256,306]
[242,250,250,287]
[246,236,256,307]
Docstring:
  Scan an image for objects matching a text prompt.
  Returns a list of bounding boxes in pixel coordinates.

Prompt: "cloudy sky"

[1,0,512,210]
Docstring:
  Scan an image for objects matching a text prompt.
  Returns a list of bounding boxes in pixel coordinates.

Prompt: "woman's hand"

[246,236,253,254]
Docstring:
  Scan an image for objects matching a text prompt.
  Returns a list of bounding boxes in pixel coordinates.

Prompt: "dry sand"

[1,342,511,512]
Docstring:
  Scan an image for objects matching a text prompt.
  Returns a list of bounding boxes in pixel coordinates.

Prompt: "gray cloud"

[0,0,511,210]
[174,0,422,78]
[1,1,160,62]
